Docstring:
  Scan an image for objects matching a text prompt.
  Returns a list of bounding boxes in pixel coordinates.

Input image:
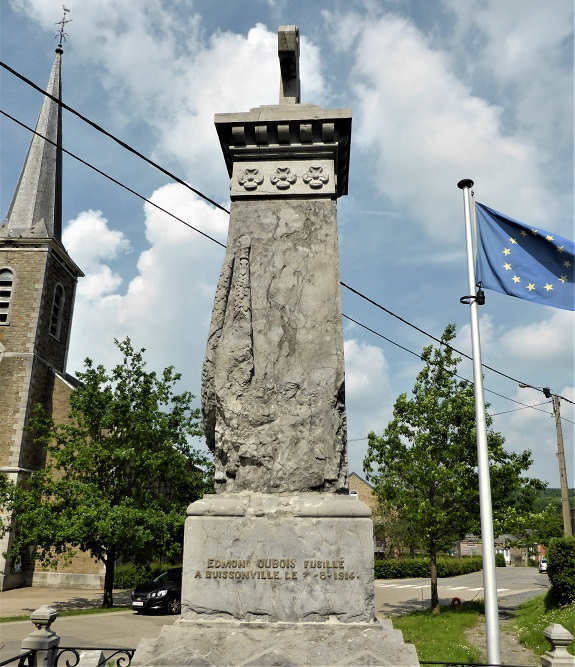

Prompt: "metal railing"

[420,662,533,667]
[55,648,135,667]
[0,651,35,667]
[0,648,134,667]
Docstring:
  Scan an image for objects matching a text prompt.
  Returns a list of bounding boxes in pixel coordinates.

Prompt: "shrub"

[374,556,482,579]
[495,553,506,567]
[546,536,575,606]
[113,562,178,589]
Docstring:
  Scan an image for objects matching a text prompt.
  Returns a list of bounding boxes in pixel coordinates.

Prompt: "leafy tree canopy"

[1,338,213,606]
[364,324,545,609]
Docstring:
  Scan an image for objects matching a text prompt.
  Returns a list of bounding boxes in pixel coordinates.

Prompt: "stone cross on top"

[278,25,300,104]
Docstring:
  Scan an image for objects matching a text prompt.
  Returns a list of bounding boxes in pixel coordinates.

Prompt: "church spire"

[1,44,64,242]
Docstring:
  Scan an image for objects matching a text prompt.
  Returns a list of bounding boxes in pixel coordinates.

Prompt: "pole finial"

[457,179,474,190]
[55,6,72,52]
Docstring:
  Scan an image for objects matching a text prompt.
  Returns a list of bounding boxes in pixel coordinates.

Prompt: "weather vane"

[55,6,71,46]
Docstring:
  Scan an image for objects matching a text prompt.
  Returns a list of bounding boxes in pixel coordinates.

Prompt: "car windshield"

[153,569,182,584]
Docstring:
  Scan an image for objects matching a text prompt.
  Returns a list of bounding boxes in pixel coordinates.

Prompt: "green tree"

[364,324,544,611]
[1,338,212,607]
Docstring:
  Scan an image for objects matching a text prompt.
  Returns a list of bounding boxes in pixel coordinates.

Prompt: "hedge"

[373,556,483,579]
[546,536,575,606]
[495,552,506,567]
[113,562,181,589]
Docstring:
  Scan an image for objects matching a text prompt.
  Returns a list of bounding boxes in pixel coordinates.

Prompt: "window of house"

[0,268,14,324]
[49,284,65,338]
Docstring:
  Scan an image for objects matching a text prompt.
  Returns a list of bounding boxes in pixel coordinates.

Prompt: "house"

[454,533,540,566]
[348,472,385,556]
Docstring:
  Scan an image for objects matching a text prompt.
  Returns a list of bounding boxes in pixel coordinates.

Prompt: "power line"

[0,60,231,217]
[341,281,526,387]
[0,110,226,249]
[1,64,570,416]
[343,312,557,418]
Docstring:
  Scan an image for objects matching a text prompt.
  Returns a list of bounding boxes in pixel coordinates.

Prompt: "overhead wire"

[1,62,572,424]
[0,110,226,249]
[0,60,230,216]
[2,107,569,424]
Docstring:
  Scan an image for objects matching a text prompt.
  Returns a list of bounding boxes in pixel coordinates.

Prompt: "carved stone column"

[132,27,419,667]
[202,101,352,494]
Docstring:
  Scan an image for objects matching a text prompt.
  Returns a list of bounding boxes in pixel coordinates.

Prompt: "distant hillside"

[533,487,575,513]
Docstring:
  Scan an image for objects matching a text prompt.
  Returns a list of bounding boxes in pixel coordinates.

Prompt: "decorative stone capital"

[215,105,351,198]
[30,605,58,633]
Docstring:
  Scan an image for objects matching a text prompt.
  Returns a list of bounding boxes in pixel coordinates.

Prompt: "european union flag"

[475,203,574,311]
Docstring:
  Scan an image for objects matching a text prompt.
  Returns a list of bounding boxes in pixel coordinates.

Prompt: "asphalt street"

[0,568,549,662]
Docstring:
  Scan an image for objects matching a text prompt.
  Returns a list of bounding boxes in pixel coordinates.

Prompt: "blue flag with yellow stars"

[475,202,574,311]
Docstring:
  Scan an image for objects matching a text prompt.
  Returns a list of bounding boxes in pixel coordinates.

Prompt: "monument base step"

[132,617,420,666]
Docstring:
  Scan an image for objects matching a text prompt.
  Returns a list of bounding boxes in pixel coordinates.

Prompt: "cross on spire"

[278,25,300,104]
[55,5,72,49]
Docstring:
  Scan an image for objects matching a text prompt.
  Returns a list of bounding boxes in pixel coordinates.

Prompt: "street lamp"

[519,384,573,537]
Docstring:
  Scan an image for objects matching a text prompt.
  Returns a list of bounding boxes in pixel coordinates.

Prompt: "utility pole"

[544,388,573,537]
[520,384,573,537]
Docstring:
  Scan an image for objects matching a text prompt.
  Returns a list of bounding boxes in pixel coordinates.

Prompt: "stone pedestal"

[133,619,418,666]
[183,494,374,623]
[133,494,419,666]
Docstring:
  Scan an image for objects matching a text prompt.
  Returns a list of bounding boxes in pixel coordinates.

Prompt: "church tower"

[0,40,83,590]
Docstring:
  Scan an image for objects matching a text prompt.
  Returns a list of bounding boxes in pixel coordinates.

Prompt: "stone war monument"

[133,26,419,667]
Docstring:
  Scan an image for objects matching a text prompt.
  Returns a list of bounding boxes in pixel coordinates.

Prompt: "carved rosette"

[302,165,329,189]
[238,168,264,191]
[270,166,297,190]
[230,160,335,198]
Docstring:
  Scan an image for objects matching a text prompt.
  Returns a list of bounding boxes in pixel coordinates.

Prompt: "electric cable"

[0,60,230,216]
[1,66,572,418]
[0,109,226,249]
[1,106,566,420]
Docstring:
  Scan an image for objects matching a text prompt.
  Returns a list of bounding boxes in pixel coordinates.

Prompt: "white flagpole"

[457,179,500,665]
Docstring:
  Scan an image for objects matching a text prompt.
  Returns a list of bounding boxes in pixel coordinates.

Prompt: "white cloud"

[11,2,327,199]
[456,308,574,382]
[325,8,562,240]
[440,0,574,219]
[498,309,575,364]
[344,338,393,474]
[63,209,131,299]
[65,184,228,386]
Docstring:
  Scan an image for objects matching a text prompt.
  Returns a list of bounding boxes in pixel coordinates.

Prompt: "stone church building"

[0,44,102,590]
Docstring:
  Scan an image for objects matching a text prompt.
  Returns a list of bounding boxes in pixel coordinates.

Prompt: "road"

[0,568,548,661]
[374,567,549,616]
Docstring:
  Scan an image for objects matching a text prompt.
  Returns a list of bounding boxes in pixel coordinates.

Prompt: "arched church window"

[49,284,65,339]
[0,268,14,324]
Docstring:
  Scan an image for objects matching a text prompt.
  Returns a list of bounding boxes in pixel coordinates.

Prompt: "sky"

[1,0,573,488]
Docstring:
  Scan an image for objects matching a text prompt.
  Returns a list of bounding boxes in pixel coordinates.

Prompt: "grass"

[1,605,130,623]
[392,601,484,663]
[513,594,575,657]
[393,593,575,663]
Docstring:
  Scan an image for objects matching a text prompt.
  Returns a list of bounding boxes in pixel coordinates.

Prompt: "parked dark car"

[131,567,182,614]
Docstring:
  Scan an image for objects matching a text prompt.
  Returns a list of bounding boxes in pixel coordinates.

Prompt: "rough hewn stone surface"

[132,619,420,667]
[182,493,374,623]
[202,199,347,494]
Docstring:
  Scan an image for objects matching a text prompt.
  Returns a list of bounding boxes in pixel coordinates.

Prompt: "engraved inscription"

[201,557,356,582]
